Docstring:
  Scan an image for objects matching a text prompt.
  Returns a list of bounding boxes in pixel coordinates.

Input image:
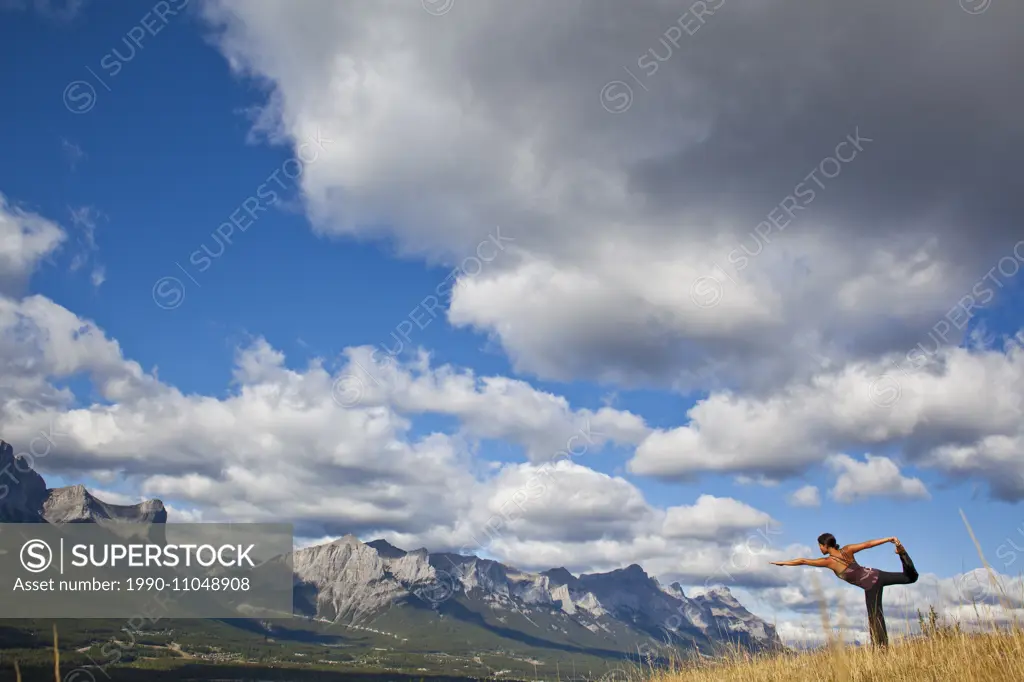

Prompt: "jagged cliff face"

[292,535,431,623]
[0,440,50,522]
[687,585,777,643]
[0,439,166,525]
[292,536,784,653]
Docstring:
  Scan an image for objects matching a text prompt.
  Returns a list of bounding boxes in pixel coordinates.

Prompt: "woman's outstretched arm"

[770,558,831,567]
[842,537,896,555]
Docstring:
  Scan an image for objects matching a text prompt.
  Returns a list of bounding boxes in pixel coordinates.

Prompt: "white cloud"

[337,345,650,462]
[662,495,774,541]
[827,454,929,504]
[0,194,66,297]
[475,460,654,545]
[198,0,1024,393]
[165,505,205,523]
[788,485,821,508]
[629,341,1024,498]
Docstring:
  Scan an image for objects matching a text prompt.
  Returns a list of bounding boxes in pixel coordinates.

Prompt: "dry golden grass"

[640,627,1024,682]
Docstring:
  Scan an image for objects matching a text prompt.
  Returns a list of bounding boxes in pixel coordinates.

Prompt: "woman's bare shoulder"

[828,553,851,572]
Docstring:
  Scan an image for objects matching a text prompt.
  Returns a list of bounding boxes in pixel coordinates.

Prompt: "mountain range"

[0,437,784,663]
[290,534,782,659]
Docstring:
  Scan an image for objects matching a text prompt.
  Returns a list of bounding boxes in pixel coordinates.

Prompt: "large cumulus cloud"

[197,0,1024,392]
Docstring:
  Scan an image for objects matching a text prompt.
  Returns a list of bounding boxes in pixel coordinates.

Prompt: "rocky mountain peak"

[0,437,165,524]
[542,566,577,587]
[693,585,739,603]
[335,533,362,546]
[0,438,49,522]
[661,581,687,600]
[366,538,407,558]
[42,484,167,524]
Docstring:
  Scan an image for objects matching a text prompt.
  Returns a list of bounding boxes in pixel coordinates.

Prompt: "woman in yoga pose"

[770,533,919,647]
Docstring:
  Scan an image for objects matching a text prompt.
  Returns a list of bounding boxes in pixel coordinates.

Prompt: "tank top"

[834,549,880,590]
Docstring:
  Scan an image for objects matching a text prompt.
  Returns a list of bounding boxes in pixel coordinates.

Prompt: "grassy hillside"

[639,628,1023,682]
[627,605,1024,682]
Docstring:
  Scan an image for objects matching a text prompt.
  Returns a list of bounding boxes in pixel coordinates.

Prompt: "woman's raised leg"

[876,545,919,587]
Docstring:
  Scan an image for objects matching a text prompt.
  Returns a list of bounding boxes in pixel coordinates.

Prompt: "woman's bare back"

[824,548,858,578]
[830,548,886,589]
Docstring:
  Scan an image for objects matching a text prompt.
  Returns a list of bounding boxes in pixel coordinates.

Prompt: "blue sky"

[1,0,1023,644]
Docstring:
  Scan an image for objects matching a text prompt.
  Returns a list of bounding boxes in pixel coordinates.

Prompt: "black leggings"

[865,550,919,647]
